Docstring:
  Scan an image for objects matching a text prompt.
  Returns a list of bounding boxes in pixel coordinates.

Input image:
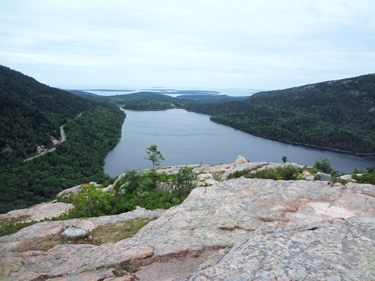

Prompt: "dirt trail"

[25,112,81,161]
[25,124,65,161]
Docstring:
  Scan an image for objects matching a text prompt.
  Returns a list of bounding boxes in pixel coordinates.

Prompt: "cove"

[104,109,375,177]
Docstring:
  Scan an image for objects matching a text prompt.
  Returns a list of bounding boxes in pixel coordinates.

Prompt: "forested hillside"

[105,92,177,110]
[183,74,375,154]
[0,65,99,159]
[70,90,248,111]
[0,66,125,213]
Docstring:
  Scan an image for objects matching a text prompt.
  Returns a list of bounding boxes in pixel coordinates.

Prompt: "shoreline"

[209,119,375,156]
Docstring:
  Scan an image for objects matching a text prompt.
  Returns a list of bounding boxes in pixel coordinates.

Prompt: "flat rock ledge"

[186,216,375,281]
[0,201,73,223]
[0,208,165,252]
[1,178,375,280]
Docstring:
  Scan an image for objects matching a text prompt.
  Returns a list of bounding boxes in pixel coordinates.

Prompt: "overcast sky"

[1,0,374,90]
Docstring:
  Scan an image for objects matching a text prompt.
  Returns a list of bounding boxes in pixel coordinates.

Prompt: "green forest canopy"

[0,66,125,213]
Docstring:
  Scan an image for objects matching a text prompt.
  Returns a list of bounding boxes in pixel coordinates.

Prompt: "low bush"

[366,166,375,173]
[68,168,198,219]
[313,157,339,176]
[352,173,375,185]
[171,166,198,193]
[227,165,302,181]
[227,169,248,179]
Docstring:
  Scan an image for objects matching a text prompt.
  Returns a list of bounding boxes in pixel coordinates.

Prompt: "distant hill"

[70,90,250,111]
[0,65,98,159]
[183,74,375,154]
[75,74,375,153]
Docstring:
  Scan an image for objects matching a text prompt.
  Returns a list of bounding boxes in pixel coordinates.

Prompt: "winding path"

[25,113,81,161]
[25,125,66,161]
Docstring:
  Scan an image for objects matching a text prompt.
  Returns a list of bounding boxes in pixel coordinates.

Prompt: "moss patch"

[212,171,225,181]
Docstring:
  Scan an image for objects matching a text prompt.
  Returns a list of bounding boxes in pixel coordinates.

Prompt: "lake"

[104,109,375,177]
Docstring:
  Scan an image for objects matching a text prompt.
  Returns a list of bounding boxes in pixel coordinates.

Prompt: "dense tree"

[0,66,125,213]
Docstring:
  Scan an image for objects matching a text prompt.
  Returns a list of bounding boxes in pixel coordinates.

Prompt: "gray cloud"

[1,0,374,89]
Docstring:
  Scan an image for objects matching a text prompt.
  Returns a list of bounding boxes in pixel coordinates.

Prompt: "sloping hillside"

[0,65,98,159]
[0,66,125,213]
[184,74,375,153]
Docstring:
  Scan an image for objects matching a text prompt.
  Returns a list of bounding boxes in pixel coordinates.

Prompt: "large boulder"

[314,171,333,181]
[234,155,248,165]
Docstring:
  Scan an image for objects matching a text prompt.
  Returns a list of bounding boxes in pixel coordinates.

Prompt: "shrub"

[69,184,112,218]
[171,166,198,193]
[367,166,375,173]
[313,157,339,176]
[68,168,196,219]
[227,169,249,179]
[115,170,151,194]
[275,165,302,180]
[352,173,375,185]
[227,165,302,180]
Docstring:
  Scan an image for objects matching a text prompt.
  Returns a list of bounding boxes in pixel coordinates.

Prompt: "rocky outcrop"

[1,177,375,280]
[234,155,248,165]
[187,216,375,280]
[56,182,99,200]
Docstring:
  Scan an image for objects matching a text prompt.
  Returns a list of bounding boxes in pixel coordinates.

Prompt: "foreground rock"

[187,216,375,280]
[0,208,165,252]
[1,178,375,280]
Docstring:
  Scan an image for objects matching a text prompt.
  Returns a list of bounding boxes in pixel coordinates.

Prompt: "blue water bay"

[104,109,375,177]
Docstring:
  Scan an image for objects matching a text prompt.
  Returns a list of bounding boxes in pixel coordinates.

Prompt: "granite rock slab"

[1,179,374,280]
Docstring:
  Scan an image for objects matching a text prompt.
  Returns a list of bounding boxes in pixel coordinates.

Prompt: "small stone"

[188,226,196,230]
[60,227,88,238]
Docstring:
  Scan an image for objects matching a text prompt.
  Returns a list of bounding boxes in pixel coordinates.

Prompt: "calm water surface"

[104,109,375,177]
